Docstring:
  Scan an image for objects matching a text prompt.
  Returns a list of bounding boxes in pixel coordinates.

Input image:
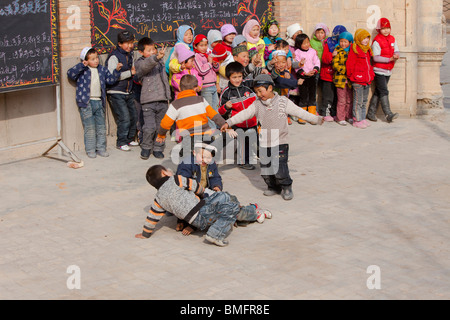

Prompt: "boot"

[366,94,379,122]
[380,96,398,123]
[281,185,293,201]
[298,107,307,124]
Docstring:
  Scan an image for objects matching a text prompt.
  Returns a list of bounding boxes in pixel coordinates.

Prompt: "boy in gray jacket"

[135,165,272,246]
[135,37,171,160]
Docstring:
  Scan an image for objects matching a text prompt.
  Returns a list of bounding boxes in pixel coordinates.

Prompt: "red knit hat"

[376,18,391,32]
[193,34,207,47]
[210,43,228,61]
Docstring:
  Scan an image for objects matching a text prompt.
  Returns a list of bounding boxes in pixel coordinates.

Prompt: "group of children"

[67,18,400,246]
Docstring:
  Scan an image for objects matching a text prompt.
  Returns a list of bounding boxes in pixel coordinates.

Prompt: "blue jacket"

[106,47,134,93]
[67,63,119,108]
[176,155,222,191]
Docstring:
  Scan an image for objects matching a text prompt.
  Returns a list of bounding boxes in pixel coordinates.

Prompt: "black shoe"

[281,185,294,201]
[153,151,164,159]
[386,113,399,123]
[140,149,151,160]
[366,114,378,122]
[239,164,256,170]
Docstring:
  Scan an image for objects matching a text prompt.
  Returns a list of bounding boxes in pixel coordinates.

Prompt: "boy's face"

[195,40,208,53]
[380,28,391,37]
[339,39,350,50]
[119,40,134,52]
[250,25,260,38]
[254,85,274,101]
[274,55,287,72]
[211,40,221,49]
[194,149,213,165]
[184,57,195,69]
[315,29,326,41]
[234,51,249,67]
[361,36,370,46]
[229,72,243,87]
[269,24,279,37]
[301,38,311,51]
[85,52,99,68]
[224,33,236,44]
[141,44,157,58]
[184,29,193,44]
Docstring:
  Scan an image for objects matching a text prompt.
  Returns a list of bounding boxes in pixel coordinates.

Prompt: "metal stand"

[42,137,81,163]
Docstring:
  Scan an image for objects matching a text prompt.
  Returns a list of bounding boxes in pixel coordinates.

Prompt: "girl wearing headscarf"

[366,18,400,123]
[243,19,266,67]
[346,29,375,129]
[319,25,347,121]
[309,23,330,60]
[165,25,195,75]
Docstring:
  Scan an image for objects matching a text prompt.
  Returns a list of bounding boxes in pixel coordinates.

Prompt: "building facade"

[0,0,447,161]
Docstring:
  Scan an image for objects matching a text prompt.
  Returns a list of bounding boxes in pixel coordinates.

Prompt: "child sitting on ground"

[135,164,272,247]
[175,142,222,235]
[221,74,324,201]
[67,47,121,158]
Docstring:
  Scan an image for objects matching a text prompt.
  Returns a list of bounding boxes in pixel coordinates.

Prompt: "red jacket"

[218,83,257,129]
[320,42,334,82]
[372,34,396,71]
[346,45,374,85]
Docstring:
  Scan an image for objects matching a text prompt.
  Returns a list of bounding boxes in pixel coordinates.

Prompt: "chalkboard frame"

[0,0,60,94]
[90,0,274,55]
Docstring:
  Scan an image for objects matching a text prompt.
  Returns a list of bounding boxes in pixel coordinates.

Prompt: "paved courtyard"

[1,41,450,300]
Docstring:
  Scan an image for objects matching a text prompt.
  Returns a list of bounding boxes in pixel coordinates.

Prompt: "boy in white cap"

[67,48,122,158]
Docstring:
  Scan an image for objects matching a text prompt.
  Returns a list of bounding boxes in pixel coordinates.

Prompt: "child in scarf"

[243,19,266,67]
[332,31,354,125]
[346,29,375,129]
[220,24,237,53]
[319,25,347,121]
[284,23,304,112]
[310,23,330,61]
[366,18,400,123]
[166,25,195,75]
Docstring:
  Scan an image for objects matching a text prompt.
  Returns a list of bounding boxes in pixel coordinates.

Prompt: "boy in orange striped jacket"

[156,74,236,156]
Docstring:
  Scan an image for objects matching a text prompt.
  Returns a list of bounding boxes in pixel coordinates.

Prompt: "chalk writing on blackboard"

[0,0,59,93]
[91,0,273,54]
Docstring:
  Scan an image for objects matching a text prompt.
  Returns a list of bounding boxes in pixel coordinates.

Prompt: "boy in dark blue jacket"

[67,47,121,158]
[175,142,222,235]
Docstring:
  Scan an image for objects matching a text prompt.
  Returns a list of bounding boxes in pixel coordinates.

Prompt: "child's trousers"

[260,144,292,191]
[336,86,353,122]
[79,100,107,153]
[298,76,317,108]
[141,101,168,152]
[352,83,370,122]
[108,93,138,147]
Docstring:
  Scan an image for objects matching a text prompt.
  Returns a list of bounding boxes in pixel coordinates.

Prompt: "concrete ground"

[1,42,450,300]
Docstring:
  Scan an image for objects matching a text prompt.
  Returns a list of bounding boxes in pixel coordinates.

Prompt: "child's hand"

[225,101,233,109]
[332,50,338,57]
[257,44,264,52]
[393,54,400,60]
[156,136,165,143]
[297,78,304,85]
[253,54,262,67]
[287,58,292,70]
[208,55,214,64]
[226,129,238,139]
[261,69,270,75]
[131,66,136,75]
[135,233,147,239]
[306,70,315,77]
[300,58,306,66]
[213,186,221,192]
[220,123,230,132]
[316,116,324,125]
[284,72,291,79]
[216,84,222,95]
[116,63,123,71]
[268,44,276,52]
[157,45,166,60]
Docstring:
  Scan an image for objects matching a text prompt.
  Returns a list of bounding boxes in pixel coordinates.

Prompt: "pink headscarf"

[243,19,261,44]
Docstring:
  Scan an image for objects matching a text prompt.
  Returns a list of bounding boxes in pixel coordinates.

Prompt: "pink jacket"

[194,52,219,88]
[294,48,321,76]
[171,68,203,99]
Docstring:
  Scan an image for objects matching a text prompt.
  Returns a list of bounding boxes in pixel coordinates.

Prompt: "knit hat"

[286,23,303,39]
[193,34,207,47]
[207,30,222,50]
[352,29,373,54]
[231,35,247,48]
[253,74,274,87]
[176,44,195,63]
[232,44,248,56]
[248,47,258,60]
[80,47,92,61]
[210,43,228,60]
[338,31,353,52]
[221,24,237,38]
[272,50,287,57]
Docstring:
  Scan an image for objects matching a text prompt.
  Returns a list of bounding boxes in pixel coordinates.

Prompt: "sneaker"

[117,145,131,151]
[140,149,151,160]
[386,113,399,123]
[97,150,109,157]
[324,116,334,122]
[338,120,347,126]
[263,188,280,196]
[291,116,299,122]
[253,203,272,220]
[128,141,139,146]
[238,164,256,170]
[153,151,164,159]
[281,185,294,200]
[297,119,306,125]
[362,119,371,127]
[205,235,229,247]
[86,151,97,158]
[353,121,367,129]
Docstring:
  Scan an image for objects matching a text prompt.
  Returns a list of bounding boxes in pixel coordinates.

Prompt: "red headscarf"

[193,34,208,57]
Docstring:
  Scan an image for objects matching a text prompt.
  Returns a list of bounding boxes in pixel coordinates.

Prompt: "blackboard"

[0,0,60,93]
[91,0,274,54]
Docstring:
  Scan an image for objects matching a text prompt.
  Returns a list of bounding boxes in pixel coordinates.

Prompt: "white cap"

[80,47,92,61]
[286,23,303,39]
